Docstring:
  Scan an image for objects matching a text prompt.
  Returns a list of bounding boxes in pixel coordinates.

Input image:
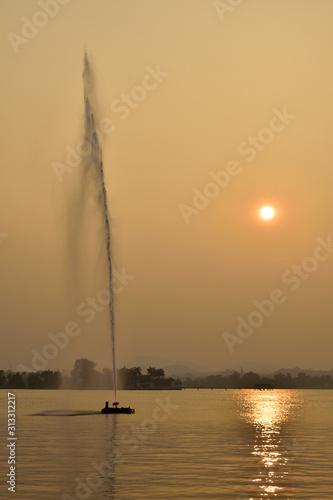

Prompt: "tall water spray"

[82,51,117,400]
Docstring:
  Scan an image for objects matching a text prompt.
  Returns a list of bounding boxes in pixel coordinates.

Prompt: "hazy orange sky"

[1,0,333,373]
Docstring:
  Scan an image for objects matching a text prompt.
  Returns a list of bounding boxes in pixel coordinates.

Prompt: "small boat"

[101,401,135,414]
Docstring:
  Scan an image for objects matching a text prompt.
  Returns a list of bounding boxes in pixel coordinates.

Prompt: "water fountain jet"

[81,50,134,414]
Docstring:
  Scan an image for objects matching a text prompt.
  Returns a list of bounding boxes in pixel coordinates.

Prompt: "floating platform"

[254,383,274,390]
[101,401,135,414]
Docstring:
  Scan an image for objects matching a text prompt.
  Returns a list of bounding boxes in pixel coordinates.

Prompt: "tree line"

[0,369,61,389]
[2,363,332,389]
[0,359,182,390]
[183,371,333,389]
[117,366,182,390]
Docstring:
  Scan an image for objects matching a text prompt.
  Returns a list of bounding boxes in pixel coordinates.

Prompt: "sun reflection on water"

[235,390,302,498]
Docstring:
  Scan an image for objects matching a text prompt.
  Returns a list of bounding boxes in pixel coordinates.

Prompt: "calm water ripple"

[0,389,332,499]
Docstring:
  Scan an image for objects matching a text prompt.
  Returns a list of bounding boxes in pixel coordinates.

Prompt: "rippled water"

[0,389,332,499]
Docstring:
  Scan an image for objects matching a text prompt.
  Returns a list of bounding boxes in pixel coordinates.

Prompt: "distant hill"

[127,356,213,379]
[272,367,333,378]
[126,356,264,380]
[125,356,333,380]
[240,362,278,374]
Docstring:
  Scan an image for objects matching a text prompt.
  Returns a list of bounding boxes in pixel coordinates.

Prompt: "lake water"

[0,389,332,499]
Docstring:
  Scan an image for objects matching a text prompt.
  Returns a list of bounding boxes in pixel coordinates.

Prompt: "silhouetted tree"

[7,372,25,388]
[118,366,142,389]
[228,371,241,388]
[0,370,6,388]
[27,372,44,389]
[242,371,261,387]
[117,366,179,389]
[42,370,62,389]
[274,373,294,389]
[71,359,96,389]
[147,367,165,378]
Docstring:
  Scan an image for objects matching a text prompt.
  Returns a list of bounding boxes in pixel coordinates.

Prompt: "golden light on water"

[236,390,302,498]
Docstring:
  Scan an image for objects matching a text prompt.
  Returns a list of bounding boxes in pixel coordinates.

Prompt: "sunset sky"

[1,0,333,374]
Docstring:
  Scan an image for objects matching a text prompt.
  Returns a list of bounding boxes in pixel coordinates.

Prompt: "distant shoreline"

[3,364,333,390]
[1,387,332,391]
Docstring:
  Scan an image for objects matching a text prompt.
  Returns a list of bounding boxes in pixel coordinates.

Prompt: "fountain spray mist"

[82,51,117,401]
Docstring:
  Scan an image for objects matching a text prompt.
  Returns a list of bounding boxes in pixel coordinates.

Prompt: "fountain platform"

[101,401,135,414]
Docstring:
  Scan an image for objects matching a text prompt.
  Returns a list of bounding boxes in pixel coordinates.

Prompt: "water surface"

[0,389,332,499]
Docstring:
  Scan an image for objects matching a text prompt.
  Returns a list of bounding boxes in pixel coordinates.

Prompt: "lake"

[0,389,332,499]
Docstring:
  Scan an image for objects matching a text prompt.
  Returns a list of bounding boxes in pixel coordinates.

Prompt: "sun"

[259,205,275,220]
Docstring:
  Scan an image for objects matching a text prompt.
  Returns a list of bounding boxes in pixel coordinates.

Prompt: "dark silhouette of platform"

[254,383,274,390]
[101,401,135,414]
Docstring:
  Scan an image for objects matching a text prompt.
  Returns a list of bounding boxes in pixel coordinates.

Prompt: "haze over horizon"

[1,1,333,374]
